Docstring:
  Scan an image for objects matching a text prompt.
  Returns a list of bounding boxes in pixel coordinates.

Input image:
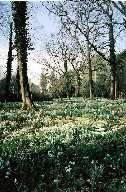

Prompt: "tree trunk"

[16,65,21,99]
[109,5,117,99]
[12,1,36,110]
[17,49,33,110]
[75,74,81,97]
[64,60,70,99]
[5,22,13,100]
[66,79,70,99]
[86,25,94,100]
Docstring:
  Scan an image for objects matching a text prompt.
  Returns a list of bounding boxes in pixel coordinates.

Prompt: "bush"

[0,91,21,103]
[32,92,52,101]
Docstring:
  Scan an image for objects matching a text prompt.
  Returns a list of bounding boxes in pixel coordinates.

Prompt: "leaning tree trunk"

[12,1,35,110]
[5,22,13,100]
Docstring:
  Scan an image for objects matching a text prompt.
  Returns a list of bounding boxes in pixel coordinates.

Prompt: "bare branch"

[112,1,126,17]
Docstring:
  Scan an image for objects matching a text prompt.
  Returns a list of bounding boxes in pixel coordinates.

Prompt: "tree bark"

[17,49,33,109]
[5,22,13,100]
[64,60,70,99]
[108,5,117,99]
[86,24,94,100]
[75,74,81,97]
[16,65,21,99]
[12,1,36,110]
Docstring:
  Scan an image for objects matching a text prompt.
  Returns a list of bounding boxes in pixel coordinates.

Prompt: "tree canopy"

[0,0,126,104]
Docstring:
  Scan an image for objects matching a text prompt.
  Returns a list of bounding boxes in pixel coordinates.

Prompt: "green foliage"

[80,74,110,99]
[0,98,126,191]
[0,76,21,102]
[32,91,52,101]
[80,79,90,98]
[49,73,75,99]
[94,73,110,98]
[116,50,126,97]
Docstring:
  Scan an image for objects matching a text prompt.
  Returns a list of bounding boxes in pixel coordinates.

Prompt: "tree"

[108,4,117,99]
[112,1,126,18]
[42,1,106,100]
[69,56,82,97]
[42,1,125,100]
[12,1,35,110]
[59,22,84,97]
[40,68,48,95]
[116,50,126,98]
[5,21,13,99]
[16,65,21,99]
[61,43,70,99]
[70,1,118,99]
[96,1,126,99]
[42,33,72,99]
[85,9,94,100]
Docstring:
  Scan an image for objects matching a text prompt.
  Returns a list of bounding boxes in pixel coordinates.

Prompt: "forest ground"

[0,98,126,192]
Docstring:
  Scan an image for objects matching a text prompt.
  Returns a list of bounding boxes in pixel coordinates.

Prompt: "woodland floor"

[0,98,126,192]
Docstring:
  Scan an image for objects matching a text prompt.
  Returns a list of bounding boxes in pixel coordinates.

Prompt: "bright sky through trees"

[0,1,60,84]
[0,1,126,85]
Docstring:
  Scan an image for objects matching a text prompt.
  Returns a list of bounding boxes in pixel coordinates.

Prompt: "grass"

[0,98,126,191]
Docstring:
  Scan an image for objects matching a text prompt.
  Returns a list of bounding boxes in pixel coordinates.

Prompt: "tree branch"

[112,1,126,17]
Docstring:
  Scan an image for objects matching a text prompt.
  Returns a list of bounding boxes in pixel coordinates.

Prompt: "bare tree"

[42,1,125,99]
[47,1,100,99]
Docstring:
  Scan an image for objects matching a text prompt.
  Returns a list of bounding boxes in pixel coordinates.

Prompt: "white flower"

[65,167,72,173]
[69,161,75,165]
[83,156,89,159]
[54,179,58,183]
[14,178,17,183]
[57,152,63,156]
[48,151,54,158]
[91,159,95,164]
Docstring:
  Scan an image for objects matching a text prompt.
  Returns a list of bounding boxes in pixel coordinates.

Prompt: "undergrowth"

[0,98,126,191]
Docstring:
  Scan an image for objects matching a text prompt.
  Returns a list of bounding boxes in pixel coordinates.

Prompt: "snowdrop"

[65,166,72,173]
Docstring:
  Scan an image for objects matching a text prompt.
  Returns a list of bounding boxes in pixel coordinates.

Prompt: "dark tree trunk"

[108,6,117,99]
[5,22,13,100]
[17,48,33,109]
[12,1,36,110]
[75,74,81,97]
[16,65,21,98]
[64,60,70,99]
[86,24,94,100]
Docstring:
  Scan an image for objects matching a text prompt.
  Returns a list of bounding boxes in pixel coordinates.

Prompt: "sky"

[0,1,60,84]
[0,1,126,85]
